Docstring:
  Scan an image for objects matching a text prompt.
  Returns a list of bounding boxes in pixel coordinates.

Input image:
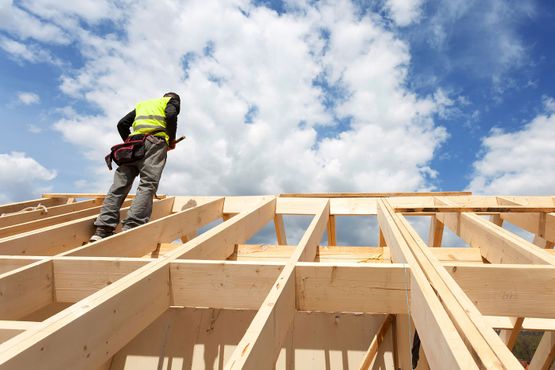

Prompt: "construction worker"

[89,92,180,242]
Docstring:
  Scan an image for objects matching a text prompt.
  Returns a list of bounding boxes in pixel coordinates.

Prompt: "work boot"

[89,226,114,242]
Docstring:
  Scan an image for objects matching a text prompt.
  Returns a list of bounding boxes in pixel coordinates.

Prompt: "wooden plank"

[329,198,377,215]
[0,257,42,275]
[398,206,555,213]
[226,201,329,369]
[67,198,224,257]
[0,200,132,239]
[170,260,283,309]
[0,260,53,320]
[327,215,336,246]
[0,321,38,344]
[430,247,482,263]
[280,191,472,198]
[444,263,555,318]
[295,263,410,314]
[435,199,555,265]
[0,198,66,216]
[292,201,329,262]
[388,201,523,368]
[485,316,555,331]
[171,196,222,213]
[0,265,171,370]
[0,199,101,229]
[222,196,275,214]
[378,229,386,247]
[0,198,174,256]
[53,258,149,302]
[276,197,329,215]
[499,317,523,350]
[177,198,276,260]
[529,331,555,370]
[41,193,158,199]
[233,244,390,263]
[227,264,296,370]
[377,200,479,369]
[428,215,444,247]
[274,214,287,245]
[359,314,393,370]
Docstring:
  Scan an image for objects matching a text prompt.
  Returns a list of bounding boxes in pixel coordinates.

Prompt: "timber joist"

[0,192,553,369]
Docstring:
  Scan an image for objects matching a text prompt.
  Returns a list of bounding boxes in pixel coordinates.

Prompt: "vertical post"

[327,215,336,246]
[428,216,444,247]
[274,214,287,245]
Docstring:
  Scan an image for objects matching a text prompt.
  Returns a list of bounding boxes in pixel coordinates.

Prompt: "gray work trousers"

[94,136,167,231]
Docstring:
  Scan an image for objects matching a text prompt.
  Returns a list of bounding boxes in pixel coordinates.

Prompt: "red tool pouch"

[104,136,147,170]
[104,129,166,170]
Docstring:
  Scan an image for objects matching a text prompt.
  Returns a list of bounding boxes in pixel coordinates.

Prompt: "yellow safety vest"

[130,97,171,143]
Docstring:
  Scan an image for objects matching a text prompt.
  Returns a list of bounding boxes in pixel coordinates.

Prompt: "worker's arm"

[117,109,136,141]
[165,97,180,145]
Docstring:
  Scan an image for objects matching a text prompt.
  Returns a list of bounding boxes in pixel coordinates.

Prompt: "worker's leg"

[93,164,139,233]
[122,136,167,230]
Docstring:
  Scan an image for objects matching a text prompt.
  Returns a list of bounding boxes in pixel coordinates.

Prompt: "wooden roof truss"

[0,192,554,369]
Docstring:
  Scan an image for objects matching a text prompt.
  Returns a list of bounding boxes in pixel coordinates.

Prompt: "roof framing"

[0,192,553,369]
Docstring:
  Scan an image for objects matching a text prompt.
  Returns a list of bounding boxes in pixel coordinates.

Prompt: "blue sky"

[1,0,554,202]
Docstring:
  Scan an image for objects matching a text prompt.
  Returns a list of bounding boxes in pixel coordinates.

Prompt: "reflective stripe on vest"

[131,97,171,143]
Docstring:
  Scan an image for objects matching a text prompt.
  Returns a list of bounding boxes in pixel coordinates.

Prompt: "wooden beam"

[435,199,555,265]
[0,198,174,256]
[280,191,472,198]
[0,198,101,229]
[66,198,224,257]
[499,317,523,350]
[273,214,287,245]
[378,228,386,247]
[485,316,555,331]
[0,257,42,275]
[0,321,38,344]
[397,206,555,213]
[529,331,555,370]
[444,263,555,318]
[177,198,277,260]
[359,314,394,370]
[377,200,479,369]
[171,260,284,309]
[226,200,329,369]
[327,215,336,246]
[428,215,444,247]
[390,205,523,368]
[53,258,149,302]
[0,200,132,239]
[295,263,410,314]
[0,261,53,320]
[0,198,66,216]
[0,265,171,370]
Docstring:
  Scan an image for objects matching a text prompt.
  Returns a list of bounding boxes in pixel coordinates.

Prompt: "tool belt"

[104,130,165,170]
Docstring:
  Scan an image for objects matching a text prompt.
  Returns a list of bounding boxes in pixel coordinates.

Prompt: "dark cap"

[163,92,180,101]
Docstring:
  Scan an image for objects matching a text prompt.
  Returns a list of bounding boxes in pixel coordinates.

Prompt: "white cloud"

[17,92,40,105]
[0,0,69,44]
[0,35,62,65]
[0,152,57,203]
[48,0,447,196]
[468,97,555,195]
[385,0,424,26]
[26,124,43,134]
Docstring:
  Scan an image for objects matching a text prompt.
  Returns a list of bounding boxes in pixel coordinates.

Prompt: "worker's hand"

[167,140,176,151]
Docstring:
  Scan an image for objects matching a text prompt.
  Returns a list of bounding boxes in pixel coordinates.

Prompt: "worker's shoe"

[89,227,114,243]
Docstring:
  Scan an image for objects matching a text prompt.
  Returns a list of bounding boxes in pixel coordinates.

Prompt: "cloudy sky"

[1,0,554,203]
